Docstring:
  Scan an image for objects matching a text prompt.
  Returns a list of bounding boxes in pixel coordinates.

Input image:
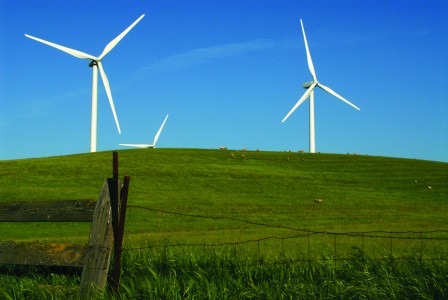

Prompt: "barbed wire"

[2,203,447,295]
[122,205,448,252]
[2,204,447,262]
[127,205,448,236]
[122,232,448,253]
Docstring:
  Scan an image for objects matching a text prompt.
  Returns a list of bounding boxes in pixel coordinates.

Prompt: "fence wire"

[123,205,448,262]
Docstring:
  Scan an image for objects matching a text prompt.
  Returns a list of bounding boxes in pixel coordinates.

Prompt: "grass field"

[1,148,447,242]
[1,148,448,298]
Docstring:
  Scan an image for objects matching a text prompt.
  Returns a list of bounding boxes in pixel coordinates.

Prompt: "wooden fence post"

[80,151,130,295]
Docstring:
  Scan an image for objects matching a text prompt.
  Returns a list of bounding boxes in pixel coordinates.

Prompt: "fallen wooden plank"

[0,200,96,222]
[0,241,87,267]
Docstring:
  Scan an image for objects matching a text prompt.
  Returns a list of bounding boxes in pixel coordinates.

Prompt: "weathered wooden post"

[79,180,114,296]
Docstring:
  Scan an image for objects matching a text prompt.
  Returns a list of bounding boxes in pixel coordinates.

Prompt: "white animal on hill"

[120,114,169,148]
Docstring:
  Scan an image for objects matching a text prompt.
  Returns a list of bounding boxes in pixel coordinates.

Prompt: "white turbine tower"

[25,14,145,152]
[120,114,169,148]
[282,19,360,153]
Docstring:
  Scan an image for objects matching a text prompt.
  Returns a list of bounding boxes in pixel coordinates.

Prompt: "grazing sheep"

[242,148,247,151]
[230,153,235,157]
[428,186,432,190]
[241,154,246,158]
[314,199,323,203]
[220,146,228,150]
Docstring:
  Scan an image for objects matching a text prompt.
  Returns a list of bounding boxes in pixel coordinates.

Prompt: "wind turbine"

[25,14,145,152]
[282,19,360,153]
[120,114,169,148]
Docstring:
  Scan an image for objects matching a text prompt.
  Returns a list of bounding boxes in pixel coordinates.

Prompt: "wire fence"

[123,205,448,263]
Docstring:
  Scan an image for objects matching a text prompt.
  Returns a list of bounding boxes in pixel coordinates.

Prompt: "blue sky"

[1,0,447,162]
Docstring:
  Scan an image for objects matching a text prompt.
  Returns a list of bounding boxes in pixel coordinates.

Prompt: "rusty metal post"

[111,176,130,292]
[110,152,120,250]
[109,152,120,292]
[113,151,119,181]
[109,151,131,293]
[110,151,120,239]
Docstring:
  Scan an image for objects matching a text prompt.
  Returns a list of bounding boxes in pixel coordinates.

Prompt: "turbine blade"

[282,82,317,122]
[98,14,145,61]
[300,19,317,82]
[153,114,169,145]
[318,83,361,111]
[120,144,152,148]
[97,62,121,134]
[24,34,96,60]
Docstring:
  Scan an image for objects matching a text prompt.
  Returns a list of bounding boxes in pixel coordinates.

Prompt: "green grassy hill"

[1,148,447,247]
[2,148,448,300]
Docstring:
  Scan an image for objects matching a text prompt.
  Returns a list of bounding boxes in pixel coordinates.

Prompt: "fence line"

[127,205,448,237]
[123,205,448,263]
[4,204,446,262]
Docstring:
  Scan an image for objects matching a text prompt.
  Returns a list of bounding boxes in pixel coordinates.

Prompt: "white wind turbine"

[120,114,169,148]
[282,19,360,153]
[25,14,145,152]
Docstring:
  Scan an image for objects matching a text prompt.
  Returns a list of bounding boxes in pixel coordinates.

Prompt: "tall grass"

[0,265,80,299]
[2,250,446,299]
[117,249,448,299]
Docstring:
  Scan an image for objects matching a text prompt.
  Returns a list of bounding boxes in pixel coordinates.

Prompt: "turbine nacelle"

[303,81,314,89]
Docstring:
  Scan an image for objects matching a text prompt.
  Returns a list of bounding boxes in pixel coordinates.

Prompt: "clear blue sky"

[1,0,447,162]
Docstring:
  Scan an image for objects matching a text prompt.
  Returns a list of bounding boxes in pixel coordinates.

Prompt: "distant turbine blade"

[300,19,317,82]
[282,82,317,122]
[120,144,152,148]
[98,14,145,61]
[153,114,169,146]
[318,83,361,111]
[24,34,96,60]
[97,61,121,134]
